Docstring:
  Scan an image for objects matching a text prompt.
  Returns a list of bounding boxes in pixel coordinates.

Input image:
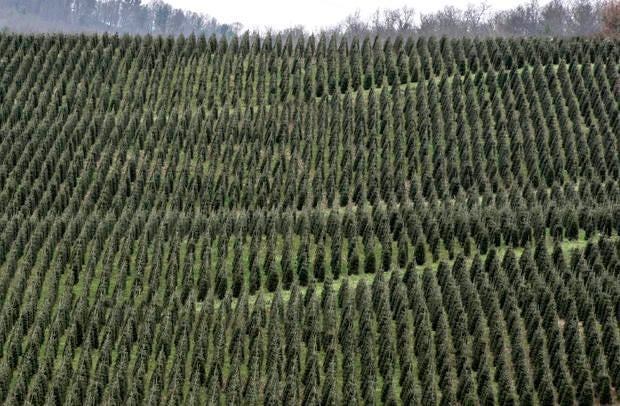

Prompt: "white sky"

[162,0,550,32]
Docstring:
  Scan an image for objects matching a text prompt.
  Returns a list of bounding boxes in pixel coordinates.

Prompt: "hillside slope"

[0,32,618,404]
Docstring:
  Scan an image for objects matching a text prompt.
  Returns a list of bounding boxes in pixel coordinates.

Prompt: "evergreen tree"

[415,237,426,266]
[357,281,377,405]
[330,228,342,279]
[281,233,294,290]
[214,256,228,299]
[381,233,393,272]
[364,233,377,274]
[297,235,310,286]
[339,279,358,404]
[347,235,360,275]
[231,234,244,297]
[313,237,326,282]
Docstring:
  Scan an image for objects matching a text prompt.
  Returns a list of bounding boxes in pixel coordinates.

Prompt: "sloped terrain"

[0,32,619,404]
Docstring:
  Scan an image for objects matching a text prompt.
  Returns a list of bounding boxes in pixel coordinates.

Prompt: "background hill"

[0,0,608,38]
[0,0,240,36]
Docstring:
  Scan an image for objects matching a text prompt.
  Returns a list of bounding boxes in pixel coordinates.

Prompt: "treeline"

[0,0,610,39]
[337,0,604,39]
[0,0,241,36]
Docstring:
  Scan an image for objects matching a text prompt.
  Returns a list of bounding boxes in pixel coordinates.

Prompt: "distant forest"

[0,0,610,38]
[338,0,605,38]
[0,0,241,36]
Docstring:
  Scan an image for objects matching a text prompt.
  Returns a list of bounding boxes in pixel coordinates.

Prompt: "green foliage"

[0,31,617,405]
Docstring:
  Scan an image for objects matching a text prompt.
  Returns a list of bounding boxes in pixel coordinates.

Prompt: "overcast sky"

[162,0,550,31]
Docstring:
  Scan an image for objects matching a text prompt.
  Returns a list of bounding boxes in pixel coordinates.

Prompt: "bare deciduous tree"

[0,0,607,38]
[602,0,620,31]
[336,0,603,39]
